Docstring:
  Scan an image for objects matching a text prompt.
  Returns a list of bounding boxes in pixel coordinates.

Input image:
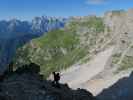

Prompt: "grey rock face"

[102,9,133,69]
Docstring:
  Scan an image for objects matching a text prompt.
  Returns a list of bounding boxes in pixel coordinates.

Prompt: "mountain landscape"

[13,15,106,76]
[0,0,133,99]
[11,9,133,100]
[0,16,66,74]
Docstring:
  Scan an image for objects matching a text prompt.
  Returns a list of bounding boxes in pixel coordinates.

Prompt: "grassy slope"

[13,30,87,77]
[13,16,106,77]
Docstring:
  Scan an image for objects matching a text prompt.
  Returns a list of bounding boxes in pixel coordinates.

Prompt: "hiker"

[52,72,61,87]
[4,61,14,75]
[0,61,14,81]
[8,61,14,73]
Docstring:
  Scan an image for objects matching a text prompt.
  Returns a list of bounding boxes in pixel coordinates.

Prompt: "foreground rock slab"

[0,64,96,100]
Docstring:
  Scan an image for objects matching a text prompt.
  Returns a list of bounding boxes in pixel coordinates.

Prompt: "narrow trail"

[60,46,115,89]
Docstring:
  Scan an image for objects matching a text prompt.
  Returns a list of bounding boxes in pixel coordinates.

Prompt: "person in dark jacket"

[52,72,61,88]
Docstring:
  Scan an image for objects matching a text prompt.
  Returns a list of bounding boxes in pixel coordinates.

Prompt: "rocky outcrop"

[0,63,96,100]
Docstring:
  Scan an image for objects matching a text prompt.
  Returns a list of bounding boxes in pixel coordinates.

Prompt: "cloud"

[86,0,107,5]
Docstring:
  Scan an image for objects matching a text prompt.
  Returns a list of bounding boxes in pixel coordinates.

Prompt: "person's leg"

[56,80,60,88]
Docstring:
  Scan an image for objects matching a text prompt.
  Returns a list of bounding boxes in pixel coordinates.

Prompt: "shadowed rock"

[97,72,133,100]
[0,63,96,100]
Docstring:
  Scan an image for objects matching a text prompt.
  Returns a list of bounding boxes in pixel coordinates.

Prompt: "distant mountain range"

[0,16,67,38]
[0,16,67,74]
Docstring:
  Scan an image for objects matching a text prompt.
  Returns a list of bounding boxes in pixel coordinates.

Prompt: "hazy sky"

[0,0,133,20]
